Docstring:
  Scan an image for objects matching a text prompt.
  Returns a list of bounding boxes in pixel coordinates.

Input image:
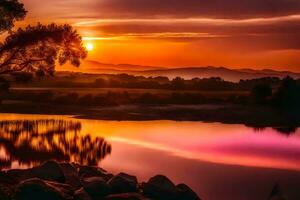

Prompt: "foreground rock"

[108,173,138,194]
[74,188,92,200]
[82,177,111,198]
[78,165,113,181]
[15,178,73,200]
[103,193,149,200]
[32,161,66,183]
[177,184,200,200]
[0,161,201,200]
[6,161,66,183]
[60,163,81,189]
[143,175,179,200]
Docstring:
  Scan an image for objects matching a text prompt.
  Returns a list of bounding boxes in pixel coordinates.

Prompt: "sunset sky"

[19,0,300,71]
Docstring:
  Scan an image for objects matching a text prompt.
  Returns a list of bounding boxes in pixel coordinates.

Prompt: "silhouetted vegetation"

[5,73,284,91]
[0,24,87,76]
[273,77,300,111]
[250,83,272,104]
[0,1,86,77]
[91,75,282,91]
[4,75,300,108]
[0,0,26,33]
[18,73,285,90]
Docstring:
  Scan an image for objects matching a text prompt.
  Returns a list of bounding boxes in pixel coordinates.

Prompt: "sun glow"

[85,42,94,51]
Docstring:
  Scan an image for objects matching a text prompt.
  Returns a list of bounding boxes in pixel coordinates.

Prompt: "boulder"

[5,169,32,183]
[46,181,74,196]
[32,161,65,183]
[176,184,201,200]
[60,163,81,189]
[60,163,77,175]
[108,173,138,194]
[143,175,178,200]
[14,178,72,200]
[74,188,92,200]
[0,184,11,200]
[79,165,113,181]
[103,193,149,200]
[82,177,111,199]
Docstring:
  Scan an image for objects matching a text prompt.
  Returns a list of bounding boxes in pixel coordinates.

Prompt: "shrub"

[251,83,272,104]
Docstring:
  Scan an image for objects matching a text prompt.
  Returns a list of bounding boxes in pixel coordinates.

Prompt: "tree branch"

[0,47,21,69]
[0,58,45,75]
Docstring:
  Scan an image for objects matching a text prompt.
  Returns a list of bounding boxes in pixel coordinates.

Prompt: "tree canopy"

[0,0,87,76]
[0,0,26,33]
[0,24,87,75]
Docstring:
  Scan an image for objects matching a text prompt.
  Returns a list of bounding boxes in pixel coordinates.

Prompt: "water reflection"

[252,126,298,135]
[273,126,298,135]
[0,120,112,169]
[0,115,299,200]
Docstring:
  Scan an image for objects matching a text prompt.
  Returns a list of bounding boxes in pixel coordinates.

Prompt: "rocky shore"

[0,161,201,200]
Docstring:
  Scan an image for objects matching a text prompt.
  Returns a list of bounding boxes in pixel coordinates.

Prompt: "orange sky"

[18,0,300,71]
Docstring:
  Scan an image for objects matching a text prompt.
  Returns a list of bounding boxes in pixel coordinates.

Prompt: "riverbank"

[0,161,200,200]
[0,101,298,130]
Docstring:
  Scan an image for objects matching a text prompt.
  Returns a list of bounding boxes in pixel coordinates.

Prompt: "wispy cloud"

[74,15,300,27]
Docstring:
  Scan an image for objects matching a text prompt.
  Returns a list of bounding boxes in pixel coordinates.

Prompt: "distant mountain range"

[73,60,300,82]
[83,60,165,71]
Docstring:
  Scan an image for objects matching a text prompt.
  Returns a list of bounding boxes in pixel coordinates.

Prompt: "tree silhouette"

[171,77,185,90]
[251,83,272,104]
[0,0,26,33]
[0,1,86,76]
[0,24,87,75]
[273,76,300,111]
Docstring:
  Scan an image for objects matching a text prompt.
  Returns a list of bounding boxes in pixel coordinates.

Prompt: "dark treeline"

[4,76,300,110]
[4,72,288,91]
[92,75,291,91]
[7,91,210,106]
[2,73,300,117]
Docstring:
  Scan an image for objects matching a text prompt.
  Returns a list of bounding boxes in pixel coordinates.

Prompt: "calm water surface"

[0,113,299,200]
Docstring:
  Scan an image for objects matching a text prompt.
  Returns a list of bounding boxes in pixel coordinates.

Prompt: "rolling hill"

[66,60,300,82]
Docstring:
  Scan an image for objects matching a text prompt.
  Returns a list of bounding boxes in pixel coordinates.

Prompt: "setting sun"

[85,42,94,51]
